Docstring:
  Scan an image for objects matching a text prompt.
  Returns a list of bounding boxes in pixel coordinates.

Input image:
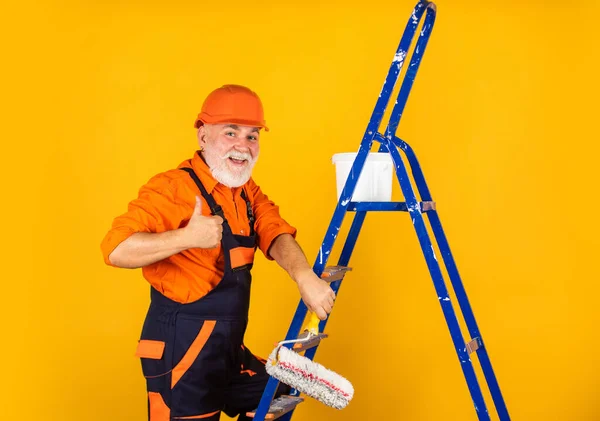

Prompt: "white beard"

[205,149,258,188]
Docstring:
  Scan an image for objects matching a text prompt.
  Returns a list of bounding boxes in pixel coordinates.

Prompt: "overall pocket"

[136,307,177,393]
[136,340,168,375]
[136,338,172,394]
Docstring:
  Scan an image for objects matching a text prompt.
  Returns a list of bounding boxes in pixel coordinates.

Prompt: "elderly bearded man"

[101,84,335,421]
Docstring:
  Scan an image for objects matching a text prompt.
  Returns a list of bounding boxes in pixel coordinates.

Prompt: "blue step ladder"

[248,1,511,420]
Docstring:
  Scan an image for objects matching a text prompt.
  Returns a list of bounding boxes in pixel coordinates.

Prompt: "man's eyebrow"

[223,124,259,134]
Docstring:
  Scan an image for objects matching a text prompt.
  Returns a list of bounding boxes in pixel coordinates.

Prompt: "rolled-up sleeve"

[247,179,297,260]
[100,175,184,266]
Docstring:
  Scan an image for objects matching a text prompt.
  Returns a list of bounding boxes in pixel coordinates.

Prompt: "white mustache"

[221,150,253,162]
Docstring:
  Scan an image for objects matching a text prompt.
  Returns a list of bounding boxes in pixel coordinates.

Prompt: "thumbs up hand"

[183,196,224,249]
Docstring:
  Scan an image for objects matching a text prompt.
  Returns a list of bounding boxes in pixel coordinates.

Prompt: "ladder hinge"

[421,201,436,211]
[466,337,483,354]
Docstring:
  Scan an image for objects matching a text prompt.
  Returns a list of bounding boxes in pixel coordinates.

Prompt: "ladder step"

[346,201,436,212]
[246,395,304,419]
[466,337,483,354]
[321,265,352,282]
[292,332,328,352]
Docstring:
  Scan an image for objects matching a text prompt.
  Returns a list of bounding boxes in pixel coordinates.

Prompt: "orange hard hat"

[194,84,269,131]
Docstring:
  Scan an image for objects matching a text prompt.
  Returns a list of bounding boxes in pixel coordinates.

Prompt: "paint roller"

[265,312,354,410]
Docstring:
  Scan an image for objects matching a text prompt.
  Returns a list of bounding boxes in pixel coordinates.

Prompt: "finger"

[315,307,327,320]
[329,290,336,301]
[323,301,333,314]
[194,196,203,215]
[213,215,224,224]
[327,296,334,308]
[303,301,314,313]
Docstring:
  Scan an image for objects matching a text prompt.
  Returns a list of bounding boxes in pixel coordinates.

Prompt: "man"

[100,84,335,421]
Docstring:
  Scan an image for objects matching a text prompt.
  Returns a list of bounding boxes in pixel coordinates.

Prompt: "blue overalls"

[135,167,288,420]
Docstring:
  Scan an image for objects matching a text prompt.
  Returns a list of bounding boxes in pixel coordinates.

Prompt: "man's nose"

[233,137,253,150]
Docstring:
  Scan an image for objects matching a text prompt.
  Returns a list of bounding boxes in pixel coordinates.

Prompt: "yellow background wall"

[2,0,599,419]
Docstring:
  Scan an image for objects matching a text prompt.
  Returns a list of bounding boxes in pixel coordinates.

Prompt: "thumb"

[194,196,203,216]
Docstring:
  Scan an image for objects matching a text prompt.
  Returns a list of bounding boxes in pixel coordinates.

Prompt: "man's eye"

[226,132,235,137]
[248,136,257,141]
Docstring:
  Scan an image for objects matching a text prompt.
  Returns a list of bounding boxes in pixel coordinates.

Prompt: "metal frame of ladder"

[251,1,511,420]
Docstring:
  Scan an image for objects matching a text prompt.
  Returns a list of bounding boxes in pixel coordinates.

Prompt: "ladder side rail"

[385,2,436,138]
[384,138,491,420]
[302,210,367,363]
[281,211,368,421]
[331,0,428,231]
[392,136,511,420]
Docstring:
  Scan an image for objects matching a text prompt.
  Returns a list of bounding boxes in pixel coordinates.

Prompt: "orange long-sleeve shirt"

[100,151,296,303]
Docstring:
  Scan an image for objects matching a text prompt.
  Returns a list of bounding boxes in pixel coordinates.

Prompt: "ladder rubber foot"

[246,395,304,419]
[321,265,352,282]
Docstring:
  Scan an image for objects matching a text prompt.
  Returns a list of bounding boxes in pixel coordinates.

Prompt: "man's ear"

[197,125,208,149]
